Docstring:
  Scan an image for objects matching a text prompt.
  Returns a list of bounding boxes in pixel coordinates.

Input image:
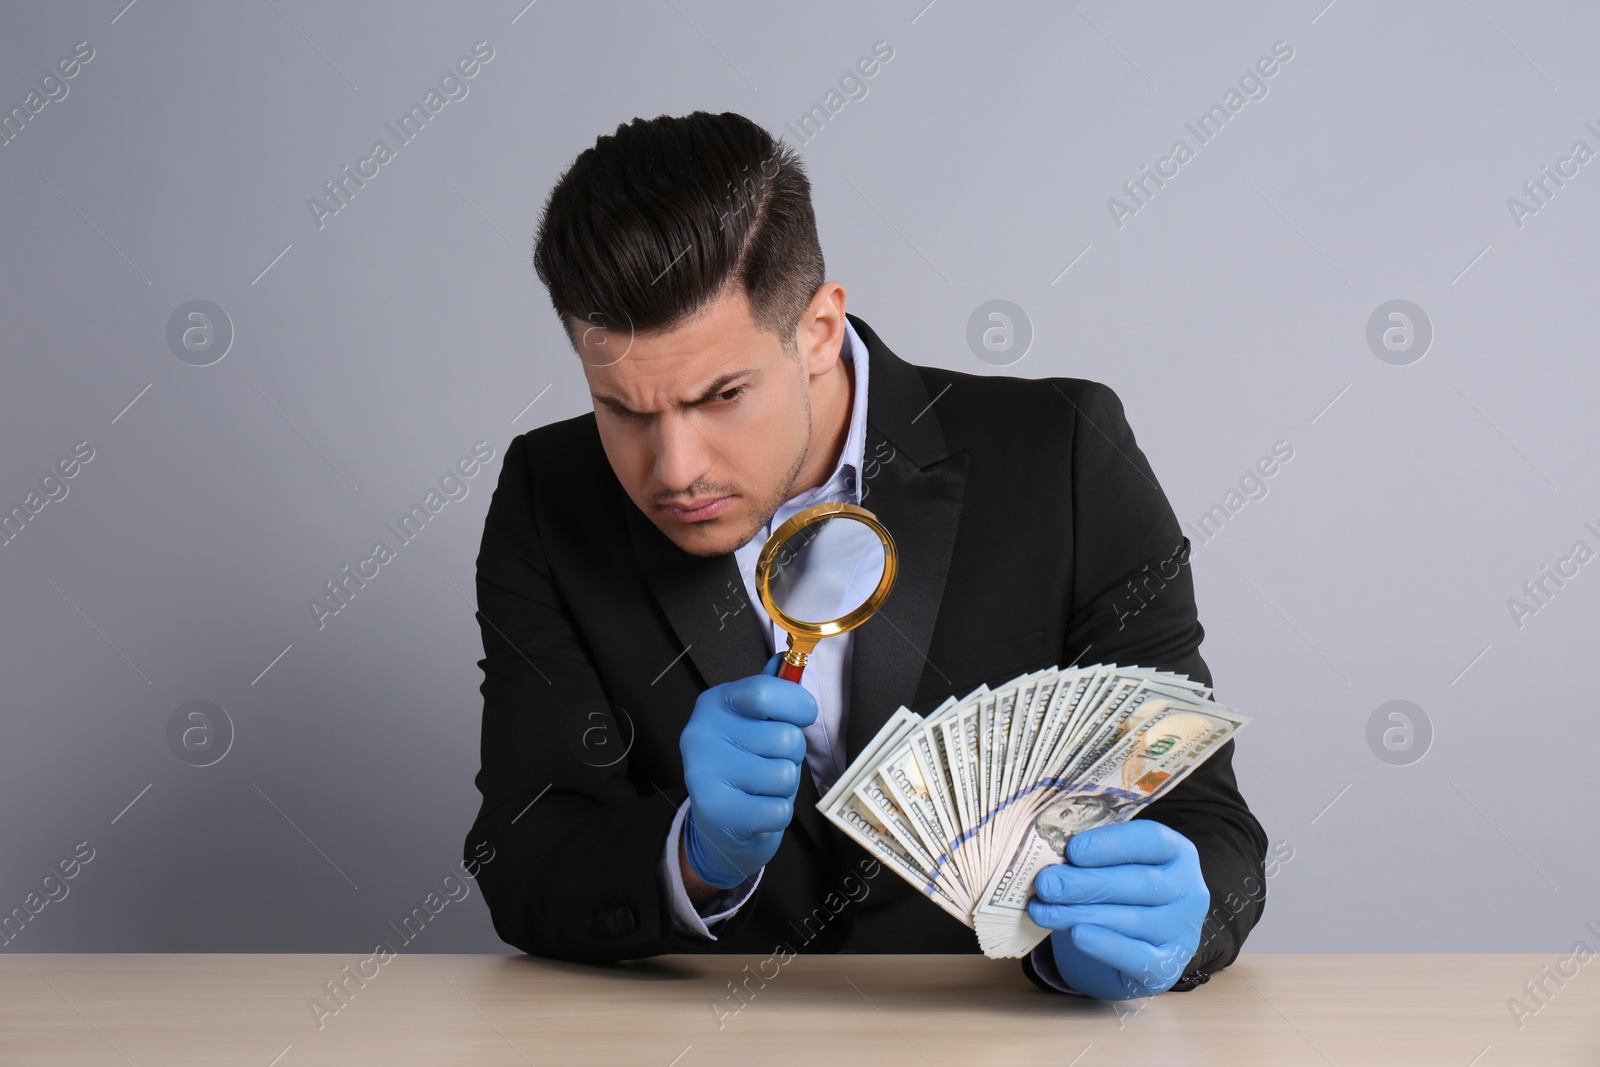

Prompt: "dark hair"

[532,111,825,358]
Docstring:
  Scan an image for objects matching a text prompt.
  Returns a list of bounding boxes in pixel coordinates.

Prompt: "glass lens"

[766,515,887,625]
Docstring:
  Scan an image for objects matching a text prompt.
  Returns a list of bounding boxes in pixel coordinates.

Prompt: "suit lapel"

[625,501,768,693]
[842,314,968,765]
[622,313,970,859]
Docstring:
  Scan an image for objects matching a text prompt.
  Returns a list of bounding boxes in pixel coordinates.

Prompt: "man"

[464,110,1267,999]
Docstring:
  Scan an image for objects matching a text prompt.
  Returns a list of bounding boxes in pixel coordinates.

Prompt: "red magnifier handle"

[777,657,805,683]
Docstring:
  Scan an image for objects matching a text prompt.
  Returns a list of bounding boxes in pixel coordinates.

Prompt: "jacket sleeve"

[1019,379,1269,993]
[463,432,744,962]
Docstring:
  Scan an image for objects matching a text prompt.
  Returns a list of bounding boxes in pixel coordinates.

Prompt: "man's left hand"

[1026,819,1208,1000]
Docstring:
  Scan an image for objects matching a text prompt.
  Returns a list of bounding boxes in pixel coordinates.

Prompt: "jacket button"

[603,908,636,937]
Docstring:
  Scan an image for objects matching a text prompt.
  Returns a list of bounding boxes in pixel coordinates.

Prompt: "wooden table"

[2,953,1594,1064]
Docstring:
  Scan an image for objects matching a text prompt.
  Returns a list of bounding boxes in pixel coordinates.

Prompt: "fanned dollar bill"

[817,663,1249,958]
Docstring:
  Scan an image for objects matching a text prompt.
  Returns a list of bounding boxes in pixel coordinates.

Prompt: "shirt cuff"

[660,797,762,939]
[1028,939,1088,996]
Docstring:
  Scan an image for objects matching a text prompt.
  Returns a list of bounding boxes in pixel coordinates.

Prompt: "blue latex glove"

[680,652,818,889]
[1026,819,1209,1000]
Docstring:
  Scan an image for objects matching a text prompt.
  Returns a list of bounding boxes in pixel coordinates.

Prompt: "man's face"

[576,285,826,558]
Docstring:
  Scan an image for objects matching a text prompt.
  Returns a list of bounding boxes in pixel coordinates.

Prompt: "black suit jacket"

[464,313,1268,991]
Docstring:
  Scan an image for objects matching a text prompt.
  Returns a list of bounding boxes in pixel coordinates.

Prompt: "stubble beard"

[732,383,812,555]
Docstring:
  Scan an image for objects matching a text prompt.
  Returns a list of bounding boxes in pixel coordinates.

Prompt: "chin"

[656,513,753,558]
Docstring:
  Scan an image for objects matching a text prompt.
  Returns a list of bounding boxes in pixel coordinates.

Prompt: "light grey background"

[2,0,1595,960]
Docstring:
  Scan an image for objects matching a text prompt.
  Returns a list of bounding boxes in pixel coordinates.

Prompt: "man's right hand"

[679,652,818,890]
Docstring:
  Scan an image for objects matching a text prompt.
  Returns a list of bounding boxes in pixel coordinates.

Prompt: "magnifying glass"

[754,501,897,684]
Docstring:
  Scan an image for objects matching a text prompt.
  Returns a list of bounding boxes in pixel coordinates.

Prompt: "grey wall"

[2,0,1595,958]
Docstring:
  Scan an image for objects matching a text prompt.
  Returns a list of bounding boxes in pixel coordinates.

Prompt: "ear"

[801,282,847,378]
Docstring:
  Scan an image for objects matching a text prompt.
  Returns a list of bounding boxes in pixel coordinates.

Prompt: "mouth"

[661,496,732,523]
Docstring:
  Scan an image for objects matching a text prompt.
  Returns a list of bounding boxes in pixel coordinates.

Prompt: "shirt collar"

[834,317,870,503]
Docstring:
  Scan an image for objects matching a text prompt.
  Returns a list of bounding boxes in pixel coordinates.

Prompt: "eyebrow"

[591,368,757,418]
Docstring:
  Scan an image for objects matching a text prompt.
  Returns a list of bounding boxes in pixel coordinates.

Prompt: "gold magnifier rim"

[754,501,897,641]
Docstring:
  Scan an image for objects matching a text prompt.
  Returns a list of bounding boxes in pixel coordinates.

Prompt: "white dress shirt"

[659,318,870,936]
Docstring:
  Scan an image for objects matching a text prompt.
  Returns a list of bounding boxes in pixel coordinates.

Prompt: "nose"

[652,411,713,498]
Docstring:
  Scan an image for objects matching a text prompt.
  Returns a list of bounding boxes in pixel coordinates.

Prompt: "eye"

[714,385,746,405]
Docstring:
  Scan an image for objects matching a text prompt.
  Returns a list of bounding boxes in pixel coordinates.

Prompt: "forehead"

[575,297,778,400]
